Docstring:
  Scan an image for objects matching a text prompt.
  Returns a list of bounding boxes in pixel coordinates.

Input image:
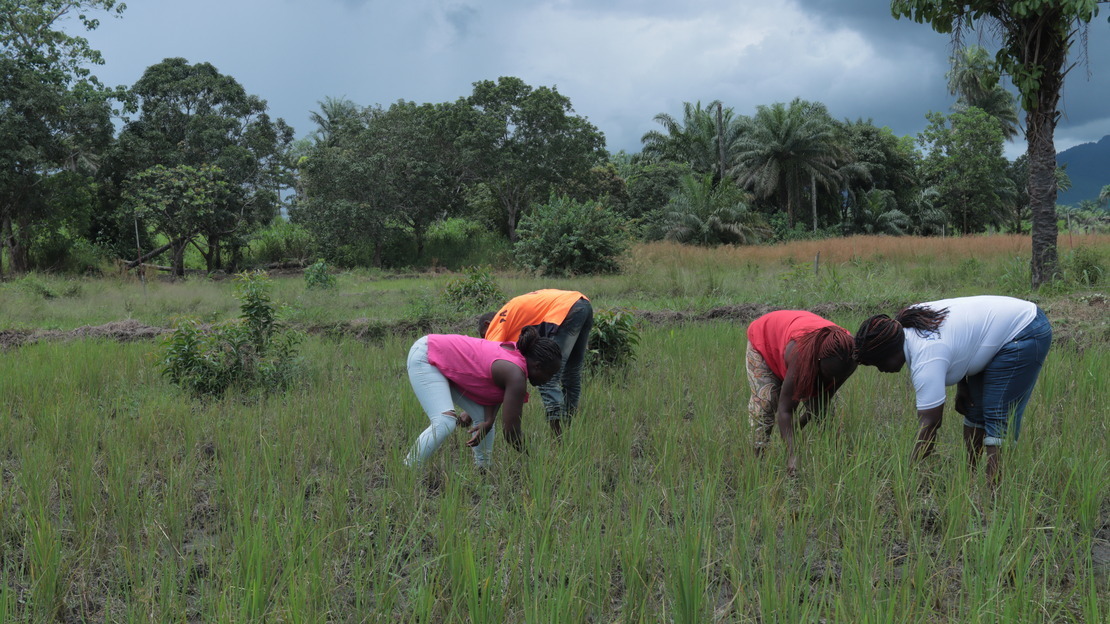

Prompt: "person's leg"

[450,390,495,468]
[962,373,986,469]
[746,342,780,453]
[558,299,593,423]
[404,337,459,467]
[538,298,591,427]
[978,309,1053,484]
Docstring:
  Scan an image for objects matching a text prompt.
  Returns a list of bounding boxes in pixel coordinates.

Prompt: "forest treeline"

[3,1,1108,278]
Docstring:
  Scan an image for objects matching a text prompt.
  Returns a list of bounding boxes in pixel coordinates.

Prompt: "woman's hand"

[466,421,493,447]
[455,410,473,427]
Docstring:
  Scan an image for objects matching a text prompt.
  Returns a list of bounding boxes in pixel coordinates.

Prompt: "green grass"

[0,235,1108,621]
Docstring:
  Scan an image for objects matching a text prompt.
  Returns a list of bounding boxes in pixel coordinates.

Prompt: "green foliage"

[664,174,767,245]
[1061,246,1106,287]
[587,307,640,371]
[248,220,316,265]
[161,271,302,397]
[304,259,337,290]
[514,195,629,276]
[14,274,84,300]
[441,265,503,313]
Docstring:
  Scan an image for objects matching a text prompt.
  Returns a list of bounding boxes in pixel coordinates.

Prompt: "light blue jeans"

[962,308,1052,446]
[404,336,495,467]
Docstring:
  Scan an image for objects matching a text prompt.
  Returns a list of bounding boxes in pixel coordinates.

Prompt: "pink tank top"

[747,311,841,380]
[426,334,530,406]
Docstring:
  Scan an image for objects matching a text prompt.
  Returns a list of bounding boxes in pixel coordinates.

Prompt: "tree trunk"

[172,240,187,277]
[1026,21,1065,288]
[7,214,31,274]
[811,172,818,233]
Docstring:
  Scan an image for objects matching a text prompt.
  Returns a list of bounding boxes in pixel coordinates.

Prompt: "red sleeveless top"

[747,311,841,380]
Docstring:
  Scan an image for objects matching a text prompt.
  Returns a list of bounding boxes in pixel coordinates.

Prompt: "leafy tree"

[1100,184,1110,207]
[836,119,920,232]
[513,195,628,276]
[122,164,230,276]
[664,174,766,245]
[640,100,748,183]
[892,0,1107,286]
[111,57,294,272]
[460,77,607,242]
[947,45,1020,140]
[854,188,913,235]
[918,108,1009,234]
[0,0,123,275]
[732,98,844,230]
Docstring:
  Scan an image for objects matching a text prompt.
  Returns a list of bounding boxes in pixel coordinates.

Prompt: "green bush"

[161,271,303,397]
[442,265,504,313]
[588,307,641,372]
[1061,246,1106,287]
[248,219,315,265]
[304,259,337,290]
[513,195,629,276]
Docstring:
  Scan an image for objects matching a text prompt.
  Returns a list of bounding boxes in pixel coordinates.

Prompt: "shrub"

[161,271,303,397]
[513,195,629,276]
[304,259,337,290]
[588,308,641,372]
[442,265,504,313]
[1061,246,1106,287]
[248,219,315,265]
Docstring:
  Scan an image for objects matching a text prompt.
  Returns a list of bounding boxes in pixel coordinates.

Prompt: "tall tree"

[640,101,748,182]
[731,98,843,230]
[918,108,1009,234]
[892,0,1108,286]
[461,76,607,242]
[0,0,123,275]
[113,58,294,272]
[947,45,1021,140]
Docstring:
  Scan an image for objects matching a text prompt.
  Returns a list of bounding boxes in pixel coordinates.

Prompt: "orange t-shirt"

[484,289,588,342]
[747,310,842,380]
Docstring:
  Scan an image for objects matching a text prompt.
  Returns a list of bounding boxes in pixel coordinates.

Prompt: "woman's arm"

[912,405,944,461]
[479,359,528,453]
[778,343,802,475]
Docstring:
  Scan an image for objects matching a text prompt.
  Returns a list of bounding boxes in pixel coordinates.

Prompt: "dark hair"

[790,326,854,400]
[854,305,948,366]
[477,311,496,338]
[516,326,561,371]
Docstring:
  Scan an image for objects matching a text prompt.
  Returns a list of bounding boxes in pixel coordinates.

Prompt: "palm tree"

[947,46,1020,140]
[309,96,363,145]
[1099,184,1110,208]
[641,101,747,183]
[664,173,767,245]
[731,98,843,230]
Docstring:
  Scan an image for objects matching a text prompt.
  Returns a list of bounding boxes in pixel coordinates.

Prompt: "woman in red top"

[746,310,856,475]
[404,327,561,468]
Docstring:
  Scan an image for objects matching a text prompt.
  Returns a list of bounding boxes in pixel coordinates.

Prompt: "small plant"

[304,259,337,290]
[162,271,303,397]
[442,265,504,313]
[588,307,641,372]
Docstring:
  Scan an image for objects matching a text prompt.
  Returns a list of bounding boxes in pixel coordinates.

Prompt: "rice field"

[0,235,1107,622]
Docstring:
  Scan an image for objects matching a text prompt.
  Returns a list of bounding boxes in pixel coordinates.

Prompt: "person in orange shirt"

[480,290,593,436]
[746,310,857,475]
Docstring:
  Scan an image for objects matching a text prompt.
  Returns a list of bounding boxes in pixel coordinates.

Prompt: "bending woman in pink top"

[746,310,857,475]
[404,327,562,467]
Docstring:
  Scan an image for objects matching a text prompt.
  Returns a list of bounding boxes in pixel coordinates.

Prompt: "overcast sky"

[78,0,1110,160]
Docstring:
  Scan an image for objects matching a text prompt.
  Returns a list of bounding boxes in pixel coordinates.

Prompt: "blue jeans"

[538,298,593,422]
[962,308,1052,446]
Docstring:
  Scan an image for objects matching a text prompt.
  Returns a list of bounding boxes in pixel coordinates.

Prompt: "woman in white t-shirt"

[854,295,1052,484]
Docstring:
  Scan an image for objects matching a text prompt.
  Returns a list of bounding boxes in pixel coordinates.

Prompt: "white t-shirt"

[904,296,1037,410]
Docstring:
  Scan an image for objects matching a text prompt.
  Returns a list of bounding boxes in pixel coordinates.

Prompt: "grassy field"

[1,234,1108,622]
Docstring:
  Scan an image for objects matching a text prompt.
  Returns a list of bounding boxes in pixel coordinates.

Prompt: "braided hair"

[854,305,949,366]
[516,326,562,375]
[790,326,855,400]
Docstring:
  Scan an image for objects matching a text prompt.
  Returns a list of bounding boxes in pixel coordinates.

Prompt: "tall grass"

[0,236,1107,621]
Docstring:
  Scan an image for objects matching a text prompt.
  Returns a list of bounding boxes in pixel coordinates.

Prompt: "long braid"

[516,326,562,372]
[855,305,949,365]
[791,326,854,400]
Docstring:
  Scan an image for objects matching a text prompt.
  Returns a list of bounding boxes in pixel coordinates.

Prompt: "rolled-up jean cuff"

[983,436,1004,447]
[963,418,984,430]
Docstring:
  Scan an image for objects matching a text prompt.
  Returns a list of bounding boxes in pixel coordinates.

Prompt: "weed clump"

[304,258,337,290]
[442,265,503,313]
[588,307,640,372]
[162,271,303,397]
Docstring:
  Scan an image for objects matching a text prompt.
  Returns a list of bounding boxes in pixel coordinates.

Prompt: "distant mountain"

[1056,135,1109,207]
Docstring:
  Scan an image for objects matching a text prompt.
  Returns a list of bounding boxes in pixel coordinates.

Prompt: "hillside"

[1057,135,1110,206]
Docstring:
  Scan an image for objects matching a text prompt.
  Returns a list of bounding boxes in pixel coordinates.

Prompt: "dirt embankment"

[2,296,1105,351]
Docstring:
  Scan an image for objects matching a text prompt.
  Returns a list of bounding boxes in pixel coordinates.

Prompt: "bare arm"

[469,359,527,453]
[912,405,944,462]
[777,343,802,475]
